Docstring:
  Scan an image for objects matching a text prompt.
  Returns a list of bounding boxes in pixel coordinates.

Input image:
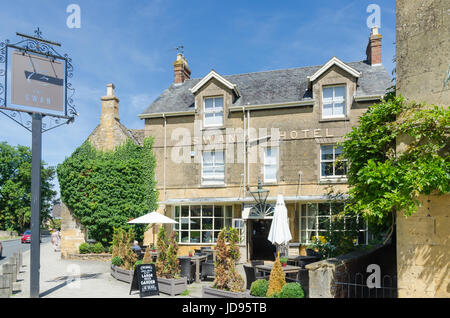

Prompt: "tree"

[0,141,56,232]
[57,138,158,245]
[340,95,449,242]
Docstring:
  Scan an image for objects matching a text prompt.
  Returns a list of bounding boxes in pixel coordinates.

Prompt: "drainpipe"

[247,109,250,187]
[163,113,167,202]
[242,106,246,193]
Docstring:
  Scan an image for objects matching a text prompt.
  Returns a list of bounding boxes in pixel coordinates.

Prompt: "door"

[249,219,276,261]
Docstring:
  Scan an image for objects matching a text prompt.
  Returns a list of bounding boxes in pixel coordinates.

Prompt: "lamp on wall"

[247,177,269,217]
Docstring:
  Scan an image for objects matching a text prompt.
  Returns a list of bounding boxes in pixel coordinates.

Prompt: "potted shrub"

[188,250,193,257]
[280,257,288,267]
[249,279,268,297]
[267,255,286,297]
[110,227,137,283]
[202,228,247,298]
[155,227,187,296]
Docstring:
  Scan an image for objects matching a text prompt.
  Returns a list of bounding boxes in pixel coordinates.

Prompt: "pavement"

[12,241,247,298]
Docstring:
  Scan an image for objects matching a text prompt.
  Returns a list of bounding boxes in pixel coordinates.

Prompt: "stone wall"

[60,202,86,258]
[396,0,450,298]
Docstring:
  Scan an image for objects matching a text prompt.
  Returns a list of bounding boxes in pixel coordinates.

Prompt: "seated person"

[131,240,141,252]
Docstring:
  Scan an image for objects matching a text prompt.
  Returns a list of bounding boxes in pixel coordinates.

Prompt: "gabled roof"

[307,56,361,83]
[140,60,391,117]
[189,70,240,96]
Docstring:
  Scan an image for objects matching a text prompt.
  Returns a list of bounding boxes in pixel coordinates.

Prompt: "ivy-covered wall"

[57,138,158,245]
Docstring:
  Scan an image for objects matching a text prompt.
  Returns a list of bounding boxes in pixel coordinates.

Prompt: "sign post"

[0,28,77,298]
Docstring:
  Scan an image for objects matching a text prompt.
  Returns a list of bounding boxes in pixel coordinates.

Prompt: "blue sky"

[0,0,396,196]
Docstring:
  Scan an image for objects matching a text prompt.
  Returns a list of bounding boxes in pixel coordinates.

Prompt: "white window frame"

[298,202,368,245]
[321,85,347,119]
[263,146,278,183]
[203,96,224,127]
[201,150,225,185]
[320,144,348,179]
[173,205,234,244]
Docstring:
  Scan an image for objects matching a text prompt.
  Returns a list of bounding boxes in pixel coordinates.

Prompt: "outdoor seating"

[243,265,264,290]
[179,257,196,284]
[200,261,215,280]
[206,252,214,262]
[194,249,203,255]
[285,268,309,297]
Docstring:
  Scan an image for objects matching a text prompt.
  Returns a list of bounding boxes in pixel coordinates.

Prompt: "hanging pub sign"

[129,263,159,297]
[11,51,64,112]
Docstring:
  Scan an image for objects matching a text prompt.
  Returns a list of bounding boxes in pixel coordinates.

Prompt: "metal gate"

[333,272,397,298]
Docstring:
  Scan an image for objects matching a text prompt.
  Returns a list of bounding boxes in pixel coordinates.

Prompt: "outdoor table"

[178,255,208,283]
[201,249,216,262]
[287,255,321,268]
[255,264,301,278]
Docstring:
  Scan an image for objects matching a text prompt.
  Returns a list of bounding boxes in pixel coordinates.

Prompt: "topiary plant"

[155,226,168,277]
[111,227,137,270]
[213,228,245,292]
[250,279,269,297]
[266,254,286,297]
[278,282,305,298]
[142,247,153,264]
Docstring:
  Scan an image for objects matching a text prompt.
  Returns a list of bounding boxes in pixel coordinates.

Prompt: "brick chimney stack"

[366,27,382,65]
[173,53,191,84]
[100,83,120,125]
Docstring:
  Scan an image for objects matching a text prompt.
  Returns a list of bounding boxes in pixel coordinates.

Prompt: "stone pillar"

[0,275,11,298]
[60,202,86,258]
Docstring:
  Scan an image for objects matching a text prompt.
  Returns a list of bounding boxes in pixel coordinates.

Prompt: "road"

[0,235,50,265]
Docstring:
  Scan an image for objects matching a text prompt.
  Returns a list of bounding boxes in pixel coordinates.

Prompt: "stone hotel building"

[138,28,391,260]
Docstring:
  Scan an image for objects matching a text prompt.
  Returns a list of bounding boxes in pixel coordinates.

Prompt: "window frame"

[173,205,234,245]
[203,96,224,128]
[321,84,347,119]
[201,149,225,185]
[263,146,278,183]
[320,144,348,179]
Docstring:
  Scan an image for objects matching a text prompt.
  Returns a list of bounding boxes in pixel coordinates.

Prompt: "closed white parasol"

[268,194,292,255]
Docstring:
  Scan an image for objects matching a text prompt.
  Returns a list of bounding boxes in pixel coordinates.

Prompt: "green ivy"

[57,138,158,245]
[340,95,449,225]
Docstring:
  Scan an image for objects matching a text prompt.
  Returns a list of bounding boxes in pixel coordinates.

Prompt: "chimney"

[100,83,120,126]
[173,53,191,84]
[366,27,382,65]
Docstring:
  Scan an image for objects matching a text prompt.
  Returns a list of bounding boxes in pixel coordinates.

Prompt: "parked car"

[21,230,31,243]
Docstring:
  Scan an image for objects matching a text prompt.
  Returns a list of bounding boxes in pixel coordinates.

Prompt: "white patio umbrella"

[268,194,292,257]
[128,211,177,244]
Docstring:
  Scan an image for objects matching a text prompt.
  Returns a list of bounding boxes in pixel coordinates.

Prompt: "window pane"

[334,86,346,99]
[331,202,345,214]
[225,218,232,228]
[191,205,201,217]
[301,204,307,217]
[214,206,223,217]
[335,161,347,176]
[175,206,180,218]
[214,218,224,230]
[202,231,213,243]
[265,165,277,181]
[181,231,189,243]
[300,231,307,243]
[318,203,330,216]
[215,97,223,108]
[213,112,223,125]
[323,87,333,100]
[215,151,224,163]
[306,217,317,230]
[323,103,333,117]
[202,218,213,230]
[203,206,213,217]
[181,218,189,230]
[204,113,215,126]
[334,102,345,116]
[205,98,214,109]
[226,206,233,218]
[213,231,220,243]
[322,162,334,176]
[190,231,200,243]
[300,217,306,231]
[191,218,201,230]
[321,145,334,160]
[318,217,329,230]
[181,206,189,217]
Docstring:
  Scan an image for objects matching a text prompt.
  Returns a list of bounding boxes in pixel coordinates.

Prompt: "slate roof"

[141,61,392,115]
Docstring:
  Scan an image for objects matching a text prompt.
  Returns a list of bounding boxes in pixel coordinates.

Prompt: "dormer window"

[322,85,346,118]
[204,96,224,127]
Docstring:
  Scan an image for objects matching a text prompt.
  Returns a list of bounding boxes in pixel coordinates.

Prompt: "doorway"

[248,219,276,261]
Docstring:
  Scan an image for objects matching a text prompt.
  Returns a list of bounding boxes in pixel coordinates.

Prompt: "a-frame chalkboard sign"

[129,264,159,297]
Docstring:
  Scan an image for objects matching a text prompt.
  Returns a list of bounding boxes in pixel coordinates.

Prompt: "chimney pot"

[106,83,115,96]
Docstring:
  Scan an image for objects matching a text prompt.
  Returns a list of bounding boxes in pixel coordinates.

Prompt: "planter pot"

[202,285,249,298]
[110,264,133,283]
[282,263,287,267]
[158,277,187,296]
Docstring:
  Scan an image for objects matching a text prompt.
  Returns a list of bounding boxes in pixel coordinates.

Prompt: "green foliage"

[276,282,305,298]
[134,259,143,269]
[267,255,286,297]
[0,141,56,232]
[180,289,189,296]
[340,96,449,225]
[79,243,91,254]
[111,256,123,267]
[280,257,288,264]
[57,138,158,245]
[250,279,268,297]
[92,242,104,254]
